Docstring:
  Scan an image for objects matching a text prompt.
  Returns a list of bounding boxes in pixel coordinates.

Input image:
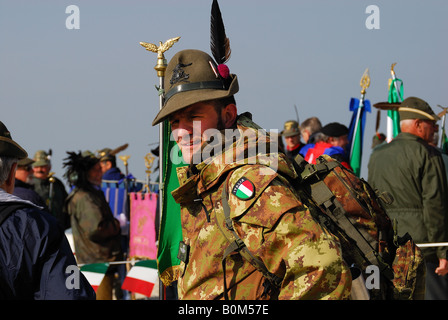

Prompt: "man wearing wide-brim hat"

[31,149,69,229]
[368,96,448,300]
[281,120,304,161]
[0,121,94,299]
[152,48,351,300]
[13,157,46,207]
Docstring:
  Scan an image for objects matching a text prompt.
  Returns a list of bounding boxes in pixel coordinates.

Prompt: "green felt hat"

[281,120,300,137]
[32,150,51,167]
[398,96,440,121]
[152,49,239,126]
[0,121,27,159]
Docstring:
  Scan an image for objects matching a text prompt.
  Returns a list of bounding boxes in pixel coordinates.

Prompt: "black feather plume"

[210,0,231,64]
[63,151,99,188]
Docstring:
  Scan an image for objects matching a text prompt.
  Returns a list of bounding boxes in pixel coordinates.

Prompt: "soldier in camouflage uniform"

[64,151,122,300]
[152,49,351,300]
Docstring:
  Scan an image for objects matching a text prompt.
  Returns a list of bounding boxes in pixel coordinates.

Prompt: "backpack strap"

[294,155,394,281]
[217,176,282,300]
[0,202,32,225]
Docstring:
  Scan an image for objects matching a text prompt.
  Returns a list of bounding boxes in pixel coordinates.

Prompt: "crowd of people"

[1,19,448,300]
[2,64,448,301]
[278,96,448,300]
[0,133,138,299]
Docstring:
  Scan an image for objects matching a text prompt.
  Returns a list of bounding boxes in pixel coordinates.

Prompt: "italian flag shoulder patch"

[231,177,255,200]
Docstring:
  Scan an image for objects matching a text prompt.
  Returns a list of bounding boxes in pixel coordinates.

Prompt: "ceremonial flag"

[102,182,126,219]
[386,78,403,142]
[348,97,371,177]
[157,122,185,287]
[80,263,109,292]
[122,260,159,297]
[129,192,158,259]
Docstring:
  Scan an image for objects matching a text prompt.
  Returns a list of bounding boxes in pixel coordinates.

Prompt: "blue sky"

[1,0,447,183]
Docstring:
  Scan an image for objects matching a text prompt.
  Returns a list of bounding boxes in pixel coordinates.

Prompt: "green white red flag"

[122,260,159,297]
[80,263,109,292]
[386,78,403,142]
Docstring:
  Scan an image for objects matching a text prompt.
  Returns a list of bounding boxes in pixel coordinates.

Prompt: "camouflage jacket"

[66,186,122,264]
[171,115,351,300]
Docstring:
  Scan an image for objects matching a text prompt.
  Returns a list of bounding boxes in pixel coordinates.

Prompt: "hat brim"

[374,101,440,121]
[152,74,239,126]
[18,157,34,167]
[373,102,400,110]
[0,137,27,159]
[32,160,50,167]
[399,107,440,121]
[282,131,300,137]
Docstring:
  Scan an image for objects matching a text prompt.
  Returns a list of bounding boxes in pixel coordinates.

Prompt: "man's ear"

[222,104,237,128]
[3,162,18,194]
[7,162,17,184]
[415,119,425,134]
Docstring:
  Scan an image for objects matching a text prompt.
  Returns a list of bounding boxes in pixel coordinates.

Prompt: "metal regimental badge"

[232,177,255,200]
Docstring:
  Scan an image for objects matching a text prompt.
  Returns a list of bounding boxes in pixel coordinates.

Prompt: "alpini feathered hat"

[152,0,238,126]
[63,150,99,187]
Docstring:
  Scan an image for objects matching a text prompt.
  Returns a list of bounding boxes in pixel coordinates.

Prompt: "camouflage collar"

[171,115,297,205]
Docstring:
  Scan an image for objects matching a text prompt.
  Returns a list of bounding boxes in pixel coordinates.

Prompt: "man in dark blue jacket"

[13,157,46,207]
[98,145,127,181]
[0,120,95,300]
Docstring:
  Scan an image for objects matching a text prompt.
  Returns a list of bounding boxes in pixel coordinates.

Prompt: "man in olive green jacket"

[368,96,448,300]
[64,151,122,299]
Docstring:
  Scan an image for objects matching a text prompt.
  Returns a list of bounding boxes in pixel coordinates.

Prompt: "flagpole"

[386,63,403,142]
[140,37,180,300]
[390,63,402,103]
[350,69,370,160]
[440,113,446,148]
[437,105,447,149]
[386,78,394,143]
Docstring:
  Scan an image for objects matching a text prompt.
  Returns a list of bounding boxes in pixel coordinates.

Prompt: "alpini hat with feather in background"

[63,151,99,188]
[152,0,238,126]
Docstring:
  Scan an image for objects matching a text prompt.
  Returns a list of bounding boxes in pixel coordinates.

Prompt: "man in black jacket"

[0,120,95,300]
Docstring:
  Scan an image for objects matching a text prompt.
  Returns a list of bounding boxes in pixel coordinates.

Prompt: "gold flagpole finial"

[119,155,130,167]
[48,171,55,183]
[360,68,370,95]
[140,36,181,77]
[144,153,155,176]
[390,62,397,77]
